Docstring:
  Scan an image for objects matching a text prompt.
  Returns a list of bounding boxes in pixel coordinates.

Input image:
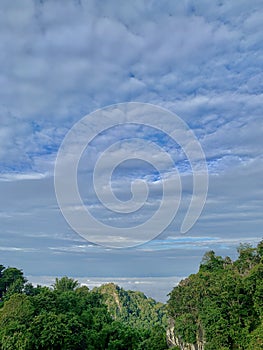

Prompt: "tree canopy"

[167,240,263,349]
[1,239,262,349]
[0,271,168,350]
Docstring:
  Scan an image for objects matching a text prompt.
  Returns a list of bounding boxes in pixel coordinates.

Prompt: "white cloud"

[0,172,48,182]
[0,0,261,172]
[0,0,262,288]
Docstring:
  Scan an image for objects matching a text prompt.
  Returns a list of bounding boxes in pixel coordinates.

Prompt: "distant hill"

[0,267,168,349]
[95,282,167,329]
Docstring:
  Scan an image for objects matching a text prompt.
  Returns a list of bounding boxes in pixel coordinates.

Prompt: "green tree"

[29,312,69,349]
[52,276,79,292]
[200,250,224,272]
[0,268,169,349]
[0,294,34,350]
[234,243,258,274]
[0,267,26,299]
[168,241,263,349]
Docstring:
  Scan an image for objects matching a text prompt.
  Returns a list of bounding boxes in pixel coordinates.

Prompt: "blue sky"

[0,0,262,301]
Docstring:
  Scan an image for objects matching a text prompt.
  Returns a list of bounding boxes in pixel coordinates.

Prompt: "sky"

[0,0,262,302]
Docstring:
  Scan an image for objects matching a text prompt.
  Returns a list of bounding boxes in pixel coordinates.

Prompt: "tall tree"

[52,276,79,292]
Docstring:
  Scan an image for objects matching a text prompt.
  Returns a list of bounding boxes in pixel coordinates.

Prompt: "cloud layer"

[0,0,262,294]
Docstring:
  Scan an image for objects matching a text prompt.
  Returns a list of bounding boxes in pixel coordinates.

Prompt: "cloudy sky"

[0,0,262,301]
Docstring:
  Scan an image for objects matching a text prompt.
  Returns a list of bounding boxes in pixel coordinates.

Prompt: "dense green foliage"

[96,283,167,329]
[96,283,168,350]
[1,240,262,349]
[167,240,263,349]
[0,271,168,350]
[0,265,26,300]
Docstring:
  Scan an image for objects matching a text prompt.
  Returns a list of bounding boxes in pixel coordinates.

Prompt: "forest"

[167,240,263,349]
[0,240,262,350]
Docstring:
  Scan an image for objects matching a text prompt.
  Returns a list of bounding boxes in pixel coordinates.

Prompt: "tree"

[200,250,224,272]
[0,294,34,349]
[0,268,169,349]
[29,312,69,349]
[52,276,79,292]
[235,243,258,273]
[23,282,42,296]
[1,267,26,299]
[168,242,263,349]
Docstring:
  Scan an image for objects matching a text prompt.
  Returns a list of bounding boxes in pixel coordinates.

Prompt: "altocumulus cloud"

[0,0,262,301]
